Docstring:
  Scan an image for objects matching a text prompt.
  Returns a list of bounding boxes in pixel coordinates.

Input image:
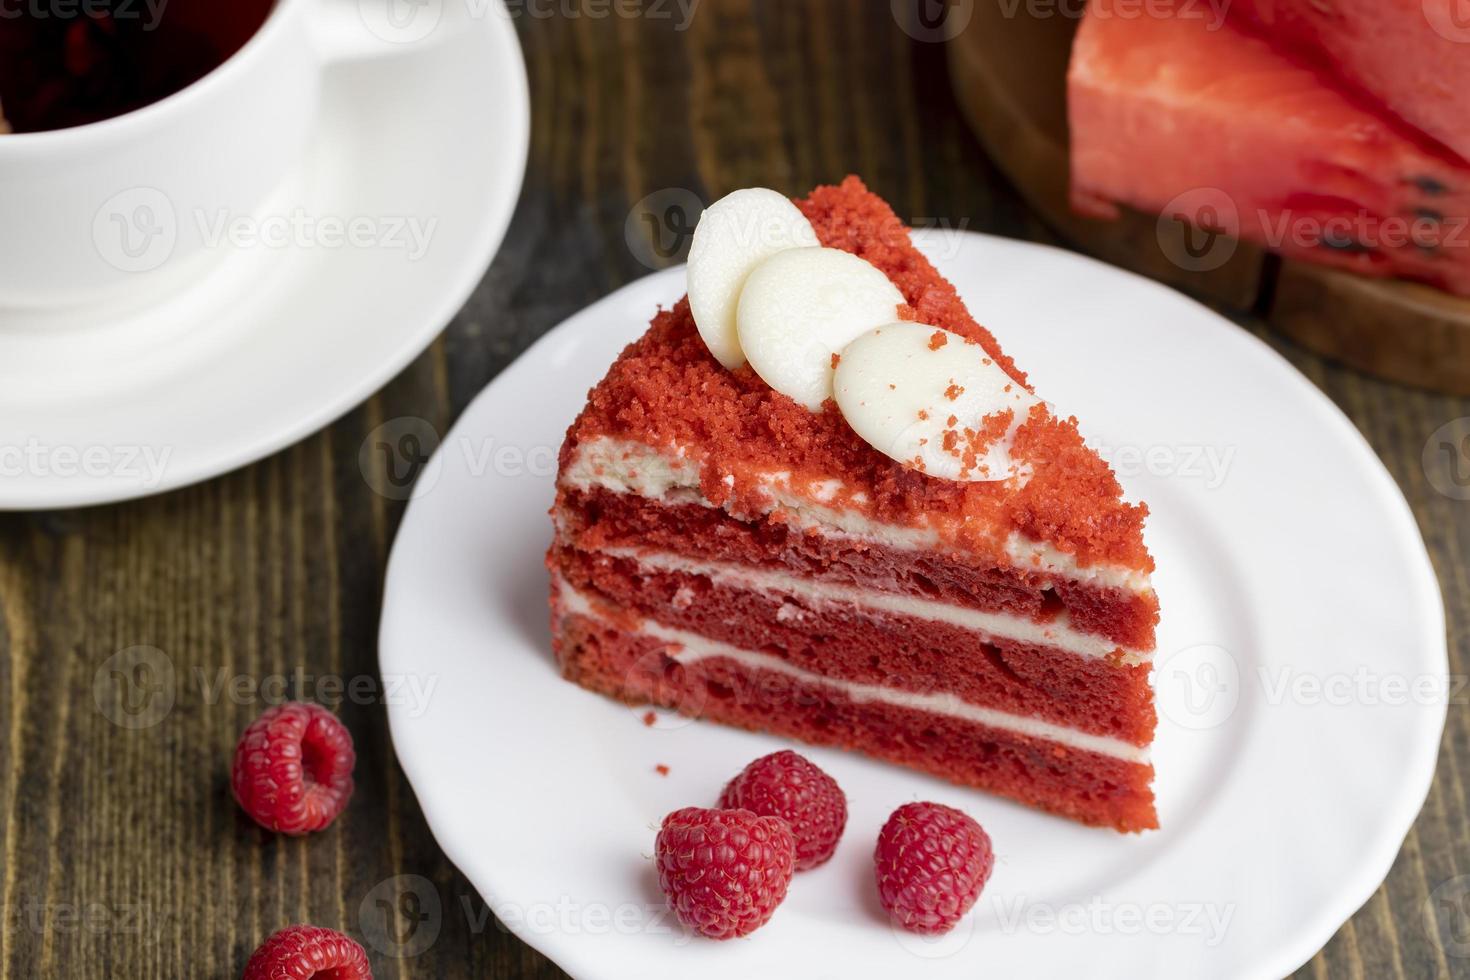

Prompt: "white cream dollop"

[735,247,906,411]
[686,188,820,370]
[833,322,1040,481]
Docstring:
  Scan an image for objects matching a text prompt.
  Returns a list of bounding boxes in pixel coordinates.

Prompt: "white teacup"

[0,0,434,316]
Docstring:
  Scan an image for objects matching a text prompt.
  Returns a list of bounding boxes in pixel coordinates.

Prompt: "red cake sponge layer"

[552,601,1158,832]
[555,545,1155,743]
[557,486,1159,650]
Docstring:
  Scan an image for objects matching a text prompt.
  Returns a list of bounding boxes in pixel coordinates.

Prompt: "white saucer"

[0,8,528,509]
[380,232,1446,979]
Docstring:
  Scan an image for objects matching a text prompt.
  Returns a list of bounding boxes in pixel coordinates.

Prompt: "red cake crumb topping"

[560,176,1152,573]
[795,178,1023,384]
[939,407,1014,481]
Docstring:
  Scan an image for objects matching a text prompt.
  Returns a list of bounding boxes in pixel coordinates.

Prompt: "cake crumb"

[560,175,1154,574]
[655,764,670,776]
[642,711,657,727]
[830,352,841,369]
[928,330,948,350]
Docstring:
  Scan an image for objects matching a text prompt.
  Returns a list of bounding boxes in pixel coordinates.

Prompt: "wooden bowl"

[946,5,1470,395]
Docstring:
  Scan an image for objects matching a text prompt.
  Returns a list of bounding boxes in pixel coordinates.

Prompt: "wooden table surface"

[1,3,1467,977]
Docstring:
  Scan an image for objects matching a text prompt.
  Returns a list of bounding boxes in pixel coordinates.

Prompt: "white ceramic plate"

[0,7,528,509]
[380,232,1446,979]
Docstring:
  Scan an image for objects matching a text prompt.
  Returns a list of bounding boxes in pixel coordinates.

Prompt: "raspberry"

[232,702,355,835]
[718,750,847,870]
[655,806,796,939]
[241,924,371,980]
[874,802,994,934]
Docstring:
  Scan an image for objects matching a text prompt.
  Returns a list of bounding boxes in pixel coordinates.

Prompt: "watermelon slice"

[1069,3,1470,297]
[1232,0,1470,164]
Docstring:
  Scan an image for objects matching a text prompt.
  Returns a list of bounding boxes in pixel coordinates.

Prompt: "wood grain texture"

[0,2,1466,977]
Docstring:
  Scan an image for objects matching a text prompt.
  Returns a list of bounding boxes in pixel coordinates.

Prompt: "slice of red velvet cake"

[548,177,1159,832]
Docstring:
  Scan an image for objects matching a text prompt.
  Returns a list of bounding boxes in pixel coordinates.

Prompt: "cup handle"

[307,0,458,63]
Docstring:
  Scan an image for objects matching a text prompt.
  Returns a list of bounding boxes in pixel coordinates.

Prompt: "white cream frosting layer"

[600,548,1148,664]
[561,436,1152,594]
[557,580,1149,764]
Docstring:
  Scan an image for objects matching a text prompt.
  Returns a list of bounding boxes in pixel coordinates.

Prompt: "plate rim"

[381,234,1448,980]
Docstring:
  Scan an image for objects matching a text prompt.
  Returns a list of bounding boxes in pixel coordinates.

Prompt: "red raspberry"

[655,806,796,939]
[232,702,355,835]
[874,802,994,934]
[241,924,371,980]
[718,750,847,870]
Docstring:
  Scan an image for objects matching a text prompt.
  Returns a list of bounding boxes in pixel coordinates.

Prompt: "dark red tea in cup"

[0,0,277,134]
